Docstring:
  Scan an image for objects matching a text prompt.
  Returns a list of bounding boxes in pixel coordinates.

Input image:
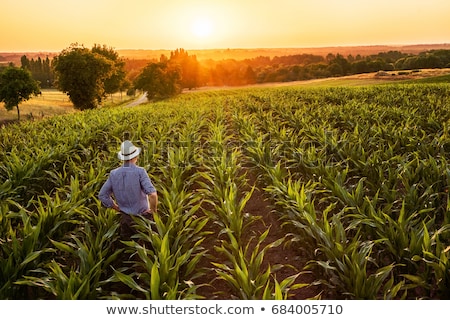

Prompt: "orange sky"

[1,0,450,52]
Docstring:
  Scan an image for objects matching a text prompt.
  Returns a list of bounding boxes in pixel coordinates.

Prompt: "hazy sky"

[2,0,450,52]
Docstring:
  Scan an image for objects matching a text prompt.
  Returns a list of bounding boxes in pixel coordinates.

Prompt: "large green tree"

[0,66,40,121]
[52,44,114,110]
[91,44,127,99]
[134,61,181,101]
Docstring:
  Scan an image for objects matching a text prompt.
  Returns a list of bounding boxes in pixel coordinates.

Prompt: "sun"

[191,18,214,38]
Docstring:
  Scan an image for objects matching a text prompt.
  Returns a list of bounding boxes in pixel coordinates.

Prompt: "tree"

[134,61,181,101]
[52,44,114,110]
[21,55,31,70]
[92,44,126,99]
[244,66,257,84]
[169,49,201,89]
[0,66,40,121]
[328,54,350,76]
[21,55,54,88]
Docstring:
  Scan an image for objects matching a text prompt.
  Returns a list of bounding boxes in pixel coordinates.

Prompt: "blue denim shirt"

[99,163,156,215]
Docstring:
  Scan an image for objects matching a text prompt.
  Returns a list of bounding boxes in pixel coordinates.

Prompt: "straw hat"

[118,140,141,161]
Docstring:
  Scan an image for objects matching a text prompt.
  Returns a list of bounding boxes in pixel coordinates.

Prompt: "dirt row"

[193,170,325,299]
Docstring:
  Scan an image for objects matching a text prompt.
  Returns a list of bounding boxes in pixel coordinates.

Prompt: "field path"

[124,92,147,107]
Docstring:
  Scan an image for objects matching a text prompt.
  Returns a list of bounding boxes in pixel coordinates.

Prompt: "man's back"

[99,163,156,215]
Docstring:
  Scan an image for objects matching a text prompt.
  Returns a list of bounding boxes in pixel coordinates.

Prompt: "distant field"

[298,68,450,87]
[0,89,74,122]
[0,89,133,122]
[186,68,450,93]
[403,73,450,84]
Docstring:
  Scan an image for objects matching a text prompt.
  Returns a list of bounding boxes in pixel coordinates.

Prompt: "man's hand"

[143,208,154,214]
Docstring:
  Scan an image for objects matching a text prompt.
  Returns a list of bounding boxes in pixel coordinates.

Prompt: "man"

[99,140,158,238]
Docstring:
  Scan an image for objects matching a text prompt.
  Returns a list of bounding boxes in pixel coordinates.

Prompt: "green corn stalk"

[262,163,405,298]
[421,238,450,298]
[115,214,206,300]
[17,260,95,299]
[264,175,323,258]
[351,197,435,270]
[312,238,403,299]
[263,275,310,300]
[17,215,121,299]
[112,140,209,299]
[213,228,302,299]
[409,224,450,298]
[0,208,53,299]
[200,179,255,242]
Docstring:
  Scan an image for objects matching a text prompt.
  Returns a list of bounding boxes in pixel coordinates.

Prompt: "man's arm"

[99,177,120,211]
[148,192,158,213]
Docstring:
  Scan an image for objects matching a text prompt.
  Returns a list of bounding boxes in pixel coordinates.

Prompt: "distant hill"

[117,44,450,61]
[2,44,450,65]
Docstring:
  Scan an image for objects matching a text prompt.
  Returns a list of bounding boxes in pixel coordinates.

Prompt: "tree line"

[199,49,450,86]
[20,56,54,88]
[125,48,450,89]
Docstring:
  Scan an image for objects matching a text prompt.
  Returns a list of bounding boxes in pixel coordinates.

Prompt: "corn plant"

[0,208,53,298]
[212,227,304,299]
[198,118,254,236]
[421,238,450,298]
[408,224,450,298]
[17,215,121,299]
[0,167,101,298]
[113,202,209,299]
[111,126,210,299]
[200,111,307,299]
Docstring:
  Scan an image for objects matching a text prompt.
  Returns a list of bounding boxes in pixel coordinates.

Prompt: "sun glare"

[191,18,214,38]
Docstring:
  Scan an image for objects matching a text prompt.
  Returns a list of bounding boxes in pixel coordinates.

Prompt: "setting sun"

[1,0,450,51]
[191,18,214,38]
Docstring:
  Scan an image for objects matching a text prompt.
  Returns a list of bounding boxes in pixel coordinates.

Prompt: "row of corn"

[1,83,449,299]
[233,84,450,298]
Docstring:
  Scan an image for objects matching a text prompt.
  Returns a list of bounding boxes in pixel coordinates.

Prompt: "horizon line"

[1,42,450,54]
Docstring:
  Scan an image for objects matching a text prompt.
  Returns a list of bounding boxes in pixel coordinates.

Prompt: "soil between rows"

[194,170,324,299]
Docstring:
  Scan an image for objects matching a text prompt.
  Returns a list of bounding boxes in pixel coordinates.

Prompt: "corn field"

[1,83,449,299]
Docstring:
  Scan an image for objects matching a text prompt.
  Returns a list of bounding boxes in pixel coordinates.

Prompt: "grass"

[0,89,134,122]
[404,73,450,84]
[0,89,75,122]
[298,77,390,87]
